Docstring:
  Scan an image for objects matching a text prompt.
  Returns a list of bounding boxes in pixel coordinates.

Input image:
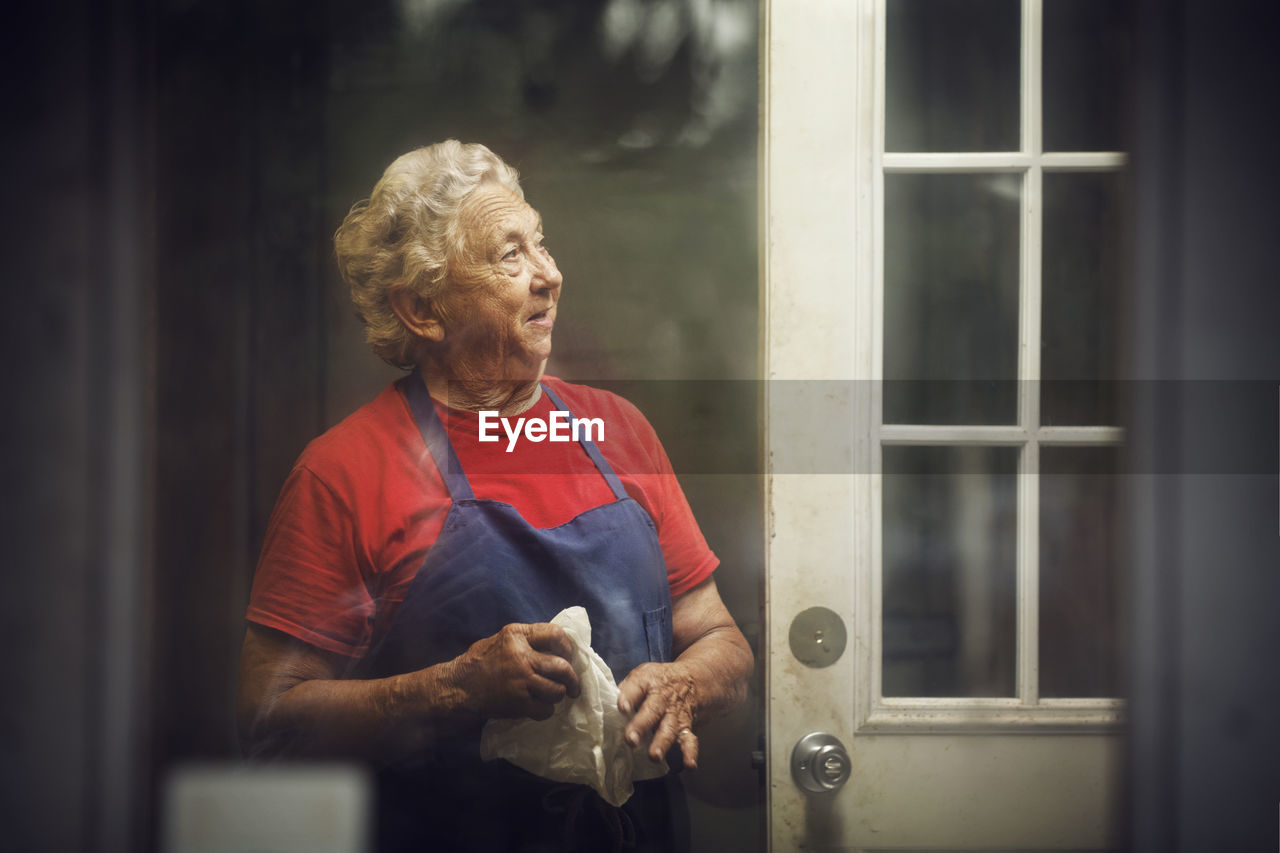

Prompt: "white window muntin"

[864,0,1125,732]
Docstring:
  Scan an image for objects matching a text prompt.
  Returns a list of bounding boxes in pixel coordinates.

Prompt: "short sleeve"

[636,437,719,597]
[246,466,376,657]
[592,388,720,597]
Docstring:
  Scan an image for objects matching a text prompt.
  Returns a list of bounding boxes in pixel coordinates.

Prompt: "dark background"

[2,0,763,849]
[2,0,1277,851]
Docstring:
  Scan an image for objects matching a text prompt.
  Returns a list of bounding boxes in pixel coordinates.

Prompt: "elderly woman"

[236,140,753,852]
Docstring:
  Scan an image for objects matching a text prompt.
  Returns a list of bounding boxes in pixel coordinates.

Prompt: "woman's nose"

[532,250,562,291]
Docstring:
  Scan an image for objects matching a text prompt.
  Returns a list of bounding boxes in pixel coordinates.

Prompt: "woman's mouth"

[526,308,554,328]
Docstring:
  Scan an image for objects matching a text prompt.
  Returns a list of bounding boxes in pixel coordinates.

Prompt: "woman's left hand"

[615,576,754,771]
[617,661,702,769]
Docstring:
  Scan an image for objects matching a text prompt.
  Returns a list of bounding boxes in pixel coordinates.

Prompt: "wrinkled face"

[438,185,563,382]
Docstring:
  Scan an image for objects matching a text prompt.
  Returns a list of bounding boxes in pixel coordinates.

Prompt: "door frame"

[760,1,1124,848]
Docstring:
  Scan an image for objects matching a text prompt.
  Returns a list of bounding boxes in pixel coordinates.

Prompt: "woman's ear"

[388,287,446,342]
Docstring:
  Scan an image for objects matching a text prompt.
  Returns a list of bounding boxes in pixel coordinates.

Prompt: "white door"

[764,1,1127,848]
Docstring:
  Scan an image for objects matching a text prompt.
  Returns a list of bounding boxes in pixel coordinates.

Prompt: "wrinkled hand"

[617,662,700,769]
[450,623,581,722]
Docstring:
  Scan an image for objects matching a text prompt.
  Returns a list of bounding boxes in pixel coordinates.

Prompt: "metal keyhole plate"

[788,606,847,668]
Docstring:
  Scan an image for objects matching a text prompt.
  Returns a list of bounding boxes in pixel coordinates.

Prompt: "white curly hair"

[333,140,524,368]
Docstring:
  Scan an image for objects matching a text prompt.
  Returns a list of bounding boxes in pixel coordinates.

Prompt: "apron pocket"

[643,606,672,662]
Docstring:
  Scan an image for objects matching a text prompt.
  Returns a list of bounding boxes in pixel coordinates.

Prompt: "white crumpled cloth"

[479,606,667,807]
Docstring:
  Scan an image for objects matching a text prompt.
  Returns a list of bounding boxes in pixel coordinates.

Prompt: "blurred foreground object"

[163,763,372,853]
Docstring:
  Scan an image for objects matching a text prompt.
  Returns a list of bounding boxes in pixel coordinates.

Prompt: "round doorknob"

[790,732,851,793]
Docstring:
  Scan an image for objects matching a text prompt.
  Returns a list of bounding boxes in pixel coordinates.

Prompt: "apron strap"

[399,373,476,501]
[541,382,630,502]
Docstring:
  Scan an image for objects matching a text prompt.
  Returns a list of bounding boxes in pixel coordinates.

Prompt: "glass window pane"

[884,173,1020,424]
[1039,447,1122,697]
[1043,0,1131,151]
[886,0,1021,152]
[883,446,1018,697]
[1041,172,1123,425]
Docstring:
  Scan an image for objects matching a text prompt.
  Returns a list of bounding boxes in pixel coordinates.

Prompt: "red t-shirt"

[246,376,718,658]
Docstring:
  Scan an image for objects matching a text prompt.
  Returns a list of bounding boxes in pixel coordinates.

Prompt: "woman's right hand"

[445,622,581,721]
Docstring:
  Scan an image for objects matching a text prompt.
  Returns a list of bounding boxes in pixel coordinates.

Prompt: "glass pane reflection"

[884,173,1020,425]
[1043,0,1131,151]
[886,0,1021,152]
[1039,447,1122,698]
[883,446,1018,697]
[1041,172,1123,425]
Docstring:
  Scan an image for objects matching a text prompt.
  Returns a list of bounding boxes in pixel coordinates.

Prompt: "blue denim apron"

[365,374,686,852]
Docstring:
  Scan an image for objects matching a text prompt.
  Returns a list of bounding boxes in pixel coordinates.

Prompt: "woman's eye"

[502,248,519,261]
